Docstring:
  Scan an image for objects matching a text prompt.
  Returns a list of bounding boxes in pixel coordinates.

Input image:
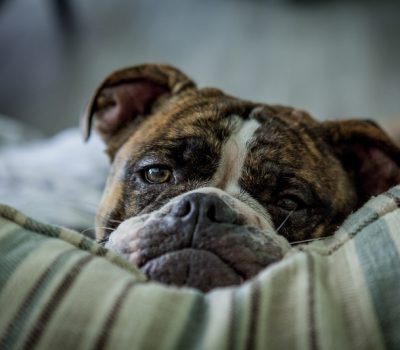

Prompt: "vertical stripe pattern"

[93,280,135,350]
[22,254,94,350]
[0,184,400,350]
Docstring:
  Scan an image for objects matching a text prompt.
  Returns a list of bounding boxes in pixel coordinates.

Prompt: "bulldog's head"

[82,64,400,292]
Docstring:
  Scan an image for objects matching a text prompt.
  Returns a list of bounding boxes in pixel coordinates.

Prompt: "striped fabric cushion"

[1,186,400,350]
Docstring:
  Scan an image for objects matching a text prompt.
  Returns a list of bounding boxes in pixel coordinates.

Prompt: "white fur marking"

[212,117,260,193]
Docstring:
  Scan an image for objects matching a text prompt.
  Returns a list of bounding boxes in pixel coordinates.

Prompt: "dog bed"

[1,186,400,350]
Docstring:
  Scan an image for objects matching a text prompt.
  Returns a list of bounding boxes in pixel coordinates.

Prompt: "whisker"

[290,236,331,246]
[276,205,297,233]
[92,212,124,225]
[80,226,115,236]
[97,237,109,245]
[107,218,124,224]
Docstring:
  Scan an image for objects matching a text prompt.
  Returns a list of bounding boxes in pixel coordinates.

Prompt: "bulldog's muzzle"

[106,190,290,292]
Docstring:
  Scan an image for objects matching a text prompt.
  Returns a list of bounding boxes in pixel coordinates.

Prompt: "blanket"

[1,186,400,349]
[0,125,108,232]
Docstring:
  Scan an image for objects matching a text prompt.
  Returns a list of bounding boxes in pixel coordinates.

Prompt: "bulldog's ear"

[323,119,400,204]
[81,64,196,142]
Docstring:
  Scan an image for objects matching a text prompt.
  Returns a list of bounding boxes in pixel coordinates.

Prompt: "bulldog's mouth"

[107,222,288,292]
[104,191,291,292]
[141,248,244,292]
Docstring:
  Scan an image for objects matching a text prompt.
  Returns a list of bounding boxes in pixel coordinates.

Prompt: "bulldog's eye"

[276,195,303,211]
[144,166,172,184]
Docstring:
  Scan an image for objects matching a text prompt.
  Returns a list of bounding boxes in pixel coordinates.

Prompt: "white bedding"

[0,115,109,233]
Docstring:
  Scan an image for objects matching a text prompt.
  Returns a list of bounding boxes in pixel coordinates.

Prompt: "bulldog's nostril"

[171,199,192,218]
[170,193,238,226]
[206,203,217,222]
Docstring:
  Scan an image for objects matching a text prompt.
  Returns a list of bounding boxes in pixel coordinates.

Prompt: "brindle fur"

[83,64,400,262]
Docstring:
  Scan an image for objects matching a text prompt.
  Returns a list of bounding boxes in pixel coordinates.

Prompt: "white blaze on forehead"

[211,116,260,193]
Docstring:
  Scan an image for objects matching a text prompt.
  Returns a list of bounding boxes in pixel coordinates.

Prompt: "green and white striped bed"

[1,186,400,350]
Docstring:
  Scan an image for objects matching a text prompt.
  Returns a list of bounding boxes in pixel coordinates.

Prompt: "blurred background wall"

[0,0,399,136]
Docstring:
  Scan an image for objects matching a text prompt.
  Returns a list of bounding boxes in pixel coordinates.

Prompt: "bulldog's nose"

[170,193,237,225]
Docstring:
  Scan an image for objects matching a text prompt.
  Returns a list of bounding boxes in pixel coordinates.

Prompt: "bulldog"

[82,64,400,292]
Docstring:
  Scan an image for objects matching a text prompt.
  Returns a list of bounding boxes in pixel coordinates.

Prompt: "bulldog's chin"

[141,249,244,292]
